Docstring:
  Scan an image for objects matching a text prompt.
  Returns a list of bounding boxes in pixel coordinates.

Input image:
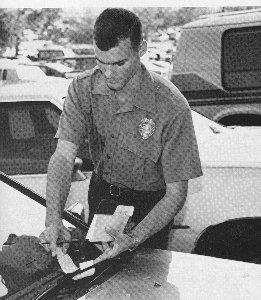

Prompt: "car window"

[222,26,261,90]
[0,69,19,81]
[38,50,64,60]
[58,57,97,71]
[0,101,60,175]
[0,100,92,175]
[72,48,95,55]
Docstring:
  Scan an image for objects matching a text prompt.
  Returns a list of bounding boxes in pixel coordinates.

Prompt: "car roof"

[0,58,19,68]
[172,9,261,91]
[183,9,261,28]
[44,62,74,72]
[0,82,68,109]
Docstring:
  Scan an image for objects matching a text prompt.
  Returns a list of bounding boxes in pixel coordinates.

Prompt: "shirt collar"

[92,63,156,114]
[113,67,141,113]
[133,63,156,114]
[92,67,112,96]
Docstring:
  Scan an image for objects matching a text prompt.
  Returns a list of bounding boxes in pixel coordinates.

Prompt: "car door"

[0,100,91,218]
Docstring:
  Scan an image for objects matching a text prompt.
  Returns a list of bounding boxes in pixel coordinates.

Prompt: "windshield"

[0,173,92,298]
[0,176,46,297]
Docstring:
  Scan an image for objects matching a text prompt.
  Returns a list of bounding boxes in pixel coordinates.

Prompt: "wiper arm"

[209,125,222,134]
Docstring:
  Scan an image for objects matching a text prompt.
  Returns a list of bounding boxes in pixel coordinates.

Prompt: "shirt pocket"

[120,131,161,163]
[119,131,161,188]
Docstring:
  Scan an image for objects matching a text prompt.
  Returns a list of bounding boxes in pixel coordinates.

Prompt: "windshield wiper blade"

[0,171,89,232]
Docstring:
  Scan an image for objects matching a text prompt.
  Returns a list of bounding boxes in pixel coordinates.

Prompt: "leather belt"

[92,173,164,198]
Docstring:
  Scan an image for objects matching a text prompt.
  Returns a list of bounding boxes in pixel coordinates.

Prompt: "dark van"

[170,9,261,125]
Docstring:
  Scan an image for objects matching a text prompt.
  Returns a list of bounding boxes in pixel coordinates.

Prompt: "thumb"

[62,228,71,254]
[49,229,59,257]
[50,240,57,257]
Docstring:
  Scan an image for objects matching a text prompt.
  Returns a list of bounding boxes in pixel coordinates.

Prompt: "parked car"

[142,59,171,79]
[71,44,95,56]
[37,62,77,79]
[1,81,260,256]
[170,9,261,126]
[46,55,97,76]
[147,47,172,62]
[0,58,72,84]
[28,46,75,62]
[0,58,47,83]
[170,112,261,252]
[0,81,93,223]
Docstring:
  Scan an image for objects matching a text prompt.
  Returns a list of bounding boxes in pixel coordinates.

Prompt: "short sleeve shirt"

[56,64,202,191]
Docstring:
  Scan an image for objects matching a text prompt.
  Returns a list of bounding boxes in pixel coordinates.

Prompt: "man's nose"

[104,65,114,78]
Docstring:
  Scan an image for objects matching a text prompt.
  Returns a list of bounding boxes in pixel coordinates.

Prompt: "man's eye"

[116,61,125,66]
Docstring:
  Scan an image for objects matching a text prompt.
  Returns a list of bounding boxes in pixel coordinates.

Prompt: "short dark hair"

[93,8,142,51]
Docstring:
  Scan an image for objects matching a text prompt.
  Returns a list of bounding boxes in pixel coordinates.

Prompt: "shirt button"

[111,134,115,138]
[107,154,111,159]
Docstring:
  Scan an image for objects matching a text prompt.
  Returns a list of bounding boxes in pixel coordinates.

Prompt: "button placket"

[103,113,121,182]
[110,114,129,185]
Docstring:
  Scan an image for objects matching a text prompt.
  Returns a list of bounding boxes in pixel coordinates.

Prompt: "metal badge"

[138,118,155,140]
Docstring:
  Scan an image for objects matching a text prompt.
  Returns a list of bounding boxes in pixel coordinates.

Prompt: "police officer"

[42,8,202,262]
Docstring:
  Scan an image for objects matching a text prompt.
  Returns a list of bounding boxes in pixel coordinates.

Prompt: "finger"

[50,241,57,257]
[94,249,113,264]
[73,267,95,280]
[102,242,111,252]
[38,238,50,252]
[105,227,119,239]
[50,232,59,257]
[94,244,120,264]
[61,227,71,254]
[38,231,50,252]
[62,242,70,254]
[94,243,103,252]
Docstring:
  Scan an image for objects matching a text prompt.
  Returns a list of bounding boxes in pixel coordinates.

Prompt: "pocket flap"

[120,131,161,163]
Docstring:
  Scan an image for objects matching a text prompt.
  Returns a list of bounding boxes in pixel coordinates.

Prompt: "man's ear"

[139,40,147,58]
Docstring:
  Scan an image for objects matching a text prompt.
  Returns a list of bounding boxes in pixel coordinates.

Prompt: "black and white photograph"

[0,1,261,299]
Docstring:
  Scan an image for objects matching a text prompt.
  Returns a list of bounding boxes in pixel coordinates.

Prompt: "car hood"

[198,126,261,166]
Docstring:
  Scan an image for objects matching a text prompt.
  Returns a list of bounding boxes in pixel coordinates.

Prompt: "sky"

[0,0,260,8]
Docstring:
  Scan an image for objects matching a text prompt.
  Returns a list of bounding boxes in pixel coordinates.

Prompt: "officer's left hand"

[94,227,134,264]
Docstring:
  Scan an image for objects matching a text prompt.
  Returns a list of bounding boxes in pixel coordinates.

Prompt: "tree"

[133,8,177,39]
[0,9,12,54]
[26,8,62,41]
[0,8,62,56]
[172,7,210,26]
[63,9,98,45]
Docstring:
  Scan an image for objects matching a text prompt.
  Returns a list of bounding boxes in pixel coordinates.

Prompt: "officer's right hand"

[39,222,71,257]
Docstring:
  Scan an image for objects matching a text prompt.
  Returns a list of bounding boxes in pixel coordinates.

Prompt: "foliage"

[62,9,97,45]
[0,7,260,55]
[0,9,12,54]
[0,8,62,55]
[26,8,62,41]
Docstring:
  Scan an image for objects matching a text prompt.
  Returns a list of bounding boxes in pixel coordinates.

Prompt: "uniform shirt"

[56,64,202,191]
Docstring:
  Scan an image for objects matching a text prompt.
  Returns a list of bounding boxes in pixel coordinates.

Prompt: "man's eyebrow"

[95,57,127,65]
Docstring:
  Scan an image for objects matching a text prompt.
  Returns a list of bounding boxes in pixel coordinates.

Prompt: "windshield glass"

[0,177,47,297]
[0,174,92,298]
